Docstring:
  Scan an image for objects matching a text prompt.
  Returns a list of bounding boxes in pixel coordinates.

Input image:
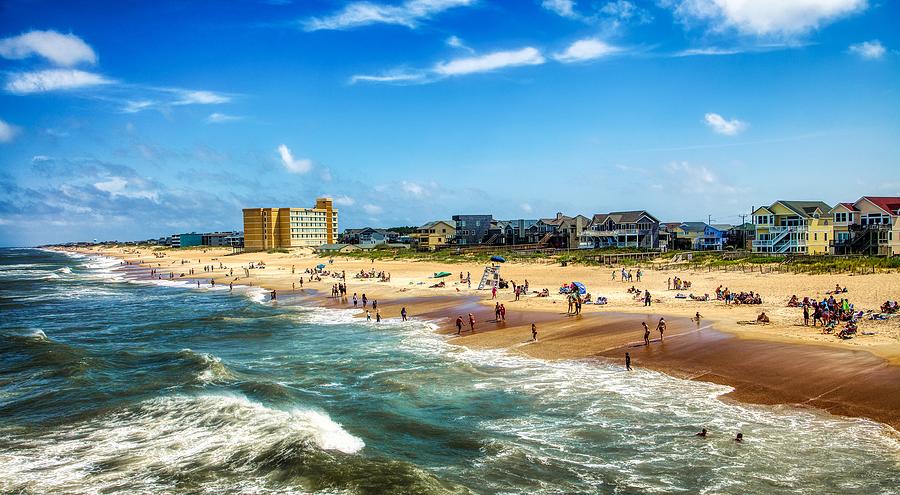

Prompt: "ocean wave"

[176,348,233,384]
[0,393,367,494]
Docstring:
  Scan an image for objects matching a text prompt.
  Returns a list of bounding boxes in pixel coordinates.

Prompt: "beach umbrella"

[572,282,586,294]
[316,263,326,269]
[490,255,506,263]
[434,271,452,278]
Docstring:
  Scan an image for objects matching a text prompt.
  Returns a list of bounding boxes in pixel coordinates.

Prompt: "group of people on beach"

[716,286,762,305]
[613,268,642,282]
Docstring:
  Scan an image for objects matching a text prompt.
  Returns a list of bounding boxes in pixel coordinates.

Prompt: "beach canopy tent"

[572,282,586,294]
[434,271,452,278]
[490,255,506,263]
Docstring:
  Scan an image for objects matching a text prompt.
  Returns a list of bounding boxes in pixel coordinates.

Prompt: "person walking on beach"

[642,322,651,345]
[668,277,671,290]
[499,304,506,321]
[644,290,651,307]
[491,286,497,299]
[803,304,810,326]
[468,313,476,332]
[372,300,378,311]
[376,310,381,323]
[271,289,277,301]
[694,311,702,324]
[625,352,632,371]
[495,302,501,322]
[657,317,666,342]
[531,323,537,341]
[366,310,371,322]
[456,315,464,335]
[401,307,408,321]
[362,294,368,308]
[353,293,358,307]
[612,270,617,281]
[229,283,233,292]
[636,269,642,282]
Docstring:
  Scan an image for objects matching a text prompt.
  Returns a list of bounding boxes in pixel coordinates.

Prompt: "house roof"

[591,210,659,225]
[420,220,454,230]
[318,243,356,250]
[678,222,708,233]
[776,200,833,217]
[711,224,733,232]
[861,196,900,215]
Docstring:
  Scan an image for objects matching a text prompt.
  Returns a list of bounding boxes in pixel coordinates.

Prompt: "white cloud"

[0,118,21,143]
[362,203,383,215]
[32,155,51,162]
[122,100,154,113]
[446,35,474,52]
[5,69,112,94]
[704,112,747,136]
[304,0,473,31]
[542,0,578,18]
[434,47,545,76]
[675,46,743,57]
[600,0,637,19]
[333,195,355,206]
[277,144,312,174]
[664,161,736,194]
[668,0,867,36]
[554,38,621,63]
[401,180,425,197]
[0,30,96,66]
[848,40,886,60]
[206,112,242,123]
[174,90,230,105]
[94,176,159,201]
[521,203,533,212]
[350,72,426,84]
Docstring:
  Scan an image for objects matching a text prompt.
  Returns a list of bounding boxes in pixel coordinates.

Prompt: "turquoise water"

[1,248,898,494]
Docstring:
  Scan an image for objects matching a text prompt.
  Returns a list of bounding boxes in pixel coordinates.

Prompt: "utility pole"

[739,213,748,249]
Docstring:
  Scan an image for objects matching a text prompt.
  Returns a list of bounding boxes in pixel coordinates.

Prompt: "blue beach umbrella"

[572,282,586,294]
[316,263,326,269]
[490,255,506,263]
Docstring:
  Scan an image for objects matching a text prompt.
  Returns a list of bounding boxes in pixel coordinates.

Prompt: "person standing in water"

[531,323,537,341]
[468,313,476,332]
[376,310,381,323]
[625,352,632,371]
[455,315,464,335]
[366,310,371,322]
[657,317,666,342]
[401,307,408,321]
[362,294,367,308]
[353,293,358,307]
[642,321,651,345]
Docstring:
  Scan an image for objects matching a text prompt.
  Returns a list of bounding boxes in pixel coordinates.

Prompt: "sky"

[0,0,898,246]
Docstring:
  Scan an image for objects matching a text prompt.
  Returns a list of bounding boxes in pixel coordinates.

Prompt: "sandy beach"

[67,245,900,429]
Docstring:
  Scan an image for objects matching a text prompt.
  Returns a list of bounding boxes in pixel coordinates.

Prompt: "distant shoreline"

[55,245,900,432]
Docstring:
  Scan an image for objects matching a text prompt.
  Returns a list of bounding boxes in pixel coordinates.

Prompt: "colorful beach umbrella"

[434,271,452,278]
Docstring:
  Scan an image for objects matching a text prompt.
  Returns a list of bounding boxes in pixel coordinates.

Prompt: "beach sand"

[68,245,900,429]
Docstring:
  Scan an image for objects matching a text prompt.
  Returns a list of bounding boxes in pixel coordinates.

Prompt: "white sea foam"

[0,393,364,494]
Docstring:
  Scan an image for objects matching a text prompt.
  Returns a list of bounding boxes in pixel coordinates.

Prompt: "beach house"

[452,215,492,245]
[675,222,729,251]
[751,200,832,254]
[412,220,456,251]
[529,213,590,248]
[580,211,660,249]
[830,197,900,255]
[242,198,338,252]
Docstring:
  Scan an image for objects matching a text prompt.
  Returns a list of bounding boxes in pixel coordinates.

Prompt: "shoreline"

[56,246,900,431]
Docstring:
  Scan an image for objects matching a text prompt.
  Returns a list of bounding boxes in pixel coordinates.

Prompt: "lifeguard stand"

[477,265,501,290]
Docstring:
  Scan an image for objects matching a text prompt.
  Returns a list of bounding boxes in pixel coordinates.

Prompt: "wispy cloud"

[206,112,242,123]
[554,38,621,63]
[848,40,886,60]
[521,202,533,212]
[277,144,312,174]
[446,35,474,52]
[350,71,426,84]
[362,203,384,215]
[666,0,868,37]
[704,112,747,136]
[303,0,474,31]
[5,69,112,94]
[333,195,355,206]
[0,118,21,143]
[401,180,425,197]
[353,46,545,84]
[94,176,159,201]
[173,90,231,105]
[0,30,96,66]
[434,47,545,76]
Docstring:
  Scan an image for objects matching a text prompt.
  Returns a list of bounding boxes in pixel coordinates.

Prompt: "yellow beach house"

[412,220,456,251]
[242,198,338,252]
[751,200,832,254]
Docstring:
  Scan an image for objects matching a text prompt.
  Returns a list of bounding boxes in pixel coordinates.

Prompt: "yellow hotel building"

[243,198,338,251]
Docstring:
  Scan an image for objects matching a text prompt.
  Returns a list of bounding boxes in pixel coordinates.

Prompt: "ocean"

[1,247,898,494]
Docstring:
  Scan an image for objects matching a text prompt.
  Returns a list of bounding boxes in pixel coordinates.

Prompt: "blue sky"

[0,0,898,245]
